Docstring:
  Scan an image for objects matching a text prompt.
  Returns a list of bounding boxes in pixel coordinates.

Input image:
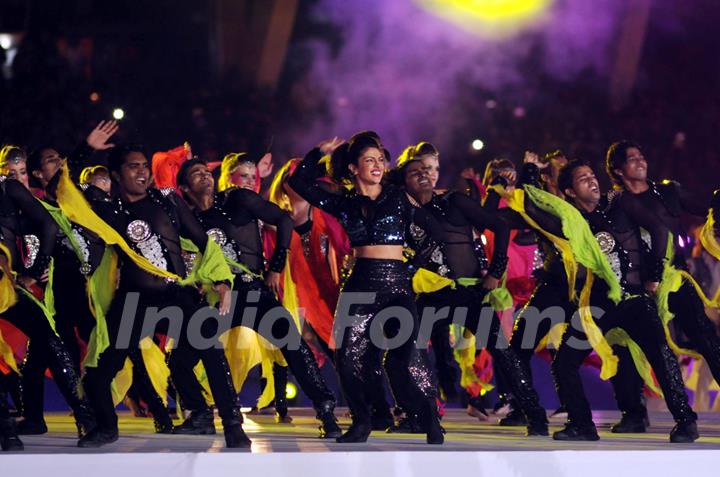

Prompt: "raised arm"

[287,147,345,217]
[226,188,291,273]
[449,192,509,279]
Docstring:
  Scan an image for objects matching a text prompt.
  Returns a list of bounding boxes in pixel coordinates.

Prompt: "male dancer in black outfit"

[74,145,249,448]
[174,159,341,438]
[606,141,720,432]
[547,161,697,442]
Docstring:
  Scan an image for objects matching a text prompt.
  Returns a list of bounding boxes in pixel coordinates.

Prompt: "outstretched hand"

[523,150,549,169]
[257,152,274,179]
[86,120,119,151]
[318,137,344,156]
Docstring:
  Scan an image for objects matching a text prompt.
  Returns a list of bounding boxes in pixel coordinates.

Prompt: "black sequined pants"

[21,266,96,422]
[417,283,547,423]
[333,258,436,426]
[553,294,696,427]
[4,293,95,428]
[613,280,720,418]
[83,285,238,431]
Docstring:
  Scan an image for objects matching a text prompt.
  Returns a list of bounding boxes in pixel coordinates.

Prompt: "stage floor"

[9,408,720,453]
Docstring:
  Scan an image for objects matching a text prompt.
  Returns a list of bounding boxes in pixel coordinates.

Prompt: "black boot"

[316,401,341,438]
[77,427,119,448]
[610,412,648,433]
[525,407,550,437]
[0,417,23,451]
[553,422,600,441]
[498,408,527,426]
[670,420,699,443]
[222,408,251,448]
[370,404,394,431]
[273,364,292,423]
[16,418,48,435]
[336,422,372,443]
[45,333,96,437]
[154,414,175,434]
[386,413,425,433]
[173,408,216,435]
[422,399,444,445]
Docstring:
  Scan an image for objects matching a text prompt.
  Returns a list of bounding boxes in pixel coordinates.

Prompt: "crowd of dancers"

[1,121,719,452]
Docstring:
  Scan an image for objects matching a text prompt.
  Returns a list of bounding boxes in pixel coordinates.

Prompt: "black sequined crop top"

[289,148,435,248]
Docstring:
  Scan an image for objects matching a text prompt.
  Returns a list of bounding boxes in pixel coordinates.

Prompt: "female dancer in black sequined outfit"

[289,132,444,444]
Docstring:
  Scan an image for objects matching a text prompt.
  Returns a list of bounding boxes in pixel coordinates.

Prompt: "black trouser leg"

[620,296,696,423]
[237,282,336,410]
[335,312,378,425]
[127,348,172,425]
[551,324,594,427]
[671,282,720,384]
[511,281,572,382]
[610,346,646,418]
[5,295,94,430]
[429,319,459,400]
[272,363,288,412]
[82,291,142,431]
[19,338,47,422]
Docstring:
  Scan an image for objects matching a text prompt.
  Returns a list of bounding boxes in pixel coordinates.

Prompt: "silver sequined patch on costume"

[410,223,426,242]
[640,228,652,249]
[430,247,449,277]
[607,251,622,282]
[595,231,616,254]
[24,234,40,269]
[206,228,239,262]
[62,228,90,264]
[127,220,168,270]
[595,232,621,282]
[182,251,197,275]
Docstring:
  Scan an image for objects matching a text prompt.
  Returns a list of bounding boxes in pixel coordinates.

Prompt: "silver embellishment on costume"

[640,228,652,248]
[159,187,174,197]
[240,273,254,283]
[24,234,40,269]
[320,234,329,257]
[595,231,616,254]
[607,251,622,283]
[301,231,312,259]
[532,247,544,271]
[410,223,426,241]
[182,251,197,275]
[127,220,167,270]
[207,228,227,246]
[430,247,449,277]
[127,220,151,243]
[62,228,90,264]
[207,228,238,262]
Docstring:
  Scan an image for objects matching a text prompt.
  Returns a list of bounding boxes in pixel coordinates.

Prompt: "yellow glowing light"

[415,0,553,36]
[286,382,298,400]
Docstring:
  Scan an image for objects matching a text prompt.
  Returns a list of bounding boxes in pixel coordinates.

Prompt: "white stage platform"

[4,409,720,477]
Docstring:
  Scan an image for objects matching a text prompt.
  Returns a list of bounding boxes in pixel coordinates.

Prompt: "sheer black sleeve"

[67,141,94,183]
[226,188,292,272]
[7,180,58,276]
[287,148,345,217]
[449,192,509,278]
[619,192,668,281]
[483,175,508,212]
[516,162,541,189]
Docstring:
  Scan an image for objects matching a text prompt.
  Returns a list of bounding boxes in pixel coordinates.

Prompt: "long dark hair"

[329,131,384,184]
